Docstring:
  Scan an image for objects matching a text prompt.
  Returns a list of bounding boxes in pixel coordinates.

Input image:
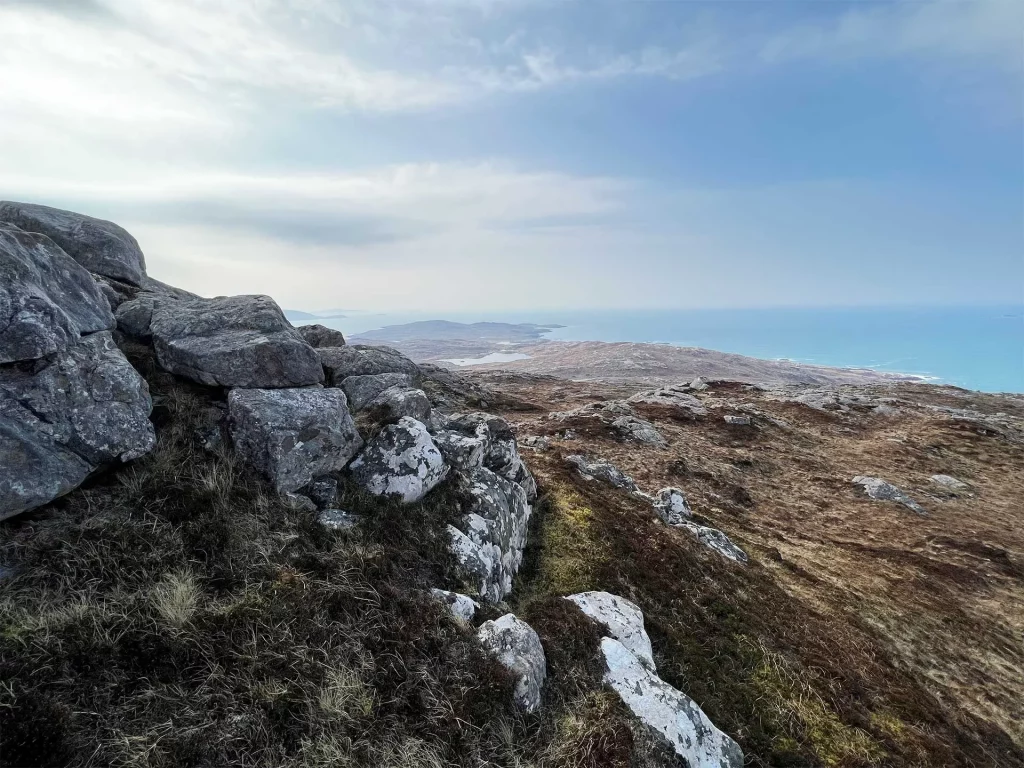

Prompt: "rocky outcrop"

[319,345,419,384]
[611,415,665,445]
[430,588,479,621]
[1,332,155,519]
[853,476,926,515]
[930,474,970,493]
[566,455,638,492]
[1,224,114,364]
[445,412,537,501]
[340,373,415,411]
[296,324,346,348]
[628,386,708,417]
[228,388,363,494]
[477,614,547,713]
[601,637,743,767]
[653,487,692,525]
[151,295,324,388]
[680,523,748,563]
[364,386,432,424]
[432,429,487,471]
[0,201,147,286]
[348,417,448,503]
[565,592,655,670]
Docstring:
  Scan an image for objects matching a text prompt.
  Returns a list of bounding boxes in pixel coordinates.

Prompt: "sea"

[311,305,1024,394]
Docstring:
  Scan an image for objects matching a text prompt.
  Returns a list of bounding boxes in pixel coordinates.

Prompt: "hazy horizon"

[1,0,1021,312]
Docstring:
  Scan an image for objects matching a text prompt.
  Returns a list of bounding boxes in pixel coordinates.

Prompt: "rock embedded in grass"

[653,487,693,525]
[565,591,655,671]
[680,522,749,563]
[430,588,479,621]
[853,475,927,515]
[477,614,547,713]
[348,417,448,503]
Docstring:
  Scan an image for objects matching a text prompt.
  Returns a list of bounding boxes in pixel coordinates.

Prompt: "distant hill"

[283,309,321,322]
[352,320,562,343]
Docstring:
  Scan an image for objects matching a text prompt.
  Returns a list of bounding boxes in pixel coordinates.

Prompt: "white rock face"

[477,614,547,713]
[349,417,448,503]
[853,475,927,515]
[430,588,479,621]
[601,637,743,768]
[565,592,655,670]
[433,429,487,471]
[654,487,693,526]
[680,523,748,563]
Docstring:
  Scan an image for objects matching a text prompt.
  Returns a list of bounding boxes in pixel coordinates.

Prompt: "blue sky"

[0,0,1020,311]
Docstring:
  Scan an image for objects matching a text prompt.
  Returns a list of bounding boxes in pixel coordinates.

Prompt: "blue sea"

[315,305,1024,394]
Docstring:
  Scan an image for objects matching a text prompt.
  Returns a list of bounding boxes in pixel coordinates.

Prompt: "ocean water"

[315,305,1024,394]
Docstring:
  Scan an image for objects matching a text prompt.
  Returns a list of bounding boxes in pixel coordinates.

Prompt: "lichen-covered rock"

[0,201,147,286]
[477,614,547,713]
[430,588,479,622]
[433,430,487,471]
[565,592,655,671]
[340,373,415,411]
[628,387,708,417]
[319,345,419,384]
[151,294,323,388]
[296,324,346,348]
[348,417,447,503]
[611,415,665,445]
[0,224,114,364]
[450,467,532,602]
[680,522,748,563]
[365,386,432,424]
[654,487,692,525]
[853,476,927,515]
[446,412,537,501]
[601,637,743,767]
[306,475,339,509]
[318,508,359,530]
[228,387,363,494]
[0,331,155,520]
[566,455,638,492]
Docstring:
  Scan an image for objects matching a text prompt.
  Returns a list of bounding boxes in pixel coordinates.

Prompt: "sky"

[0,0,1021,312]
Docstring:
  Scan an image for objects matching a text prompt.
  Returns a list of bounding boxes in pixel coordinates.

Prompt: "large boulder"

[450,467,532,603]
[0,201,147,286]
[0,224,114,364]
[446,412,537,501]
[433,430,487,471]
[477,614,547,713]
[348,417,448,503]
[319,345,419,384]
[565,592,655,671]
[340,373,414,411]
[151,295,323,388]
[601,637,743,767]
[364,386,432,424]
[0,332,155,519]
[228,387,363,494]
[296,324,346,348]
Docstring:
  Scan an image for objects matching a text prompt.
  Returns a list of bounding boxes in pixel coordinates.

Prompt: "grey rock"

[348,417,448,503]
[306,476,339,509]
[114,294,160,339]
[689,376,710,391]
[142,276,201,301]
[724,414,751,426]
[446,412,537,501]
[430,588,479,622]
[365,386,432,424]
[433,430,487,471]
[282,492,318,514]
[601,637,743,767]
[853,476,927,515]
[566,455,638,492]
[340,373,414,411]
[0,332,155,520]
[477,614,547,713]
[318,508,360,530]
[0,201,147,285]
[450,467,532,603]
[628,387,708,417]
[520,435,551,450]
[0,224,114,364]
[319,344,419,384]
[611,415,665,445]
[653,487,692,525]
[565,592,654,671]
[296,324,346,348]
[151,295,323,388]
[680,523,748,563]
[228,387,363,494]
[930,474,970,493]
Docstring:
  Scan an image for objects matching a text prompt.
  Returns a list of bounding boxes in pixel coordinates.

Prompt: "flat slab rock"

[340,373,414,411]
[151,294,323,388]
[0,331,155,520]
[628,387,708,417]
[319,345,419,384]
[348,417,448,503]
[565,592,655,670]
[853,476,927,515]
[228,387,363,494]
[1,224,114,364]
[477,614,547,713]
[0,201,147,286]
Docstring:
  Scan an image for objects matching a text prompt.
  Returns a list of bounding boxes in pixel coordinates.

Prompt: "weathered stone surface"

[653,487,692,526]
[566,592,654,670]
[680,523,748,563]
[365,386,432,424]
[0,201,147,286]
[566,455,638,492]
[151,295,323,388]
[114,294,161,339]
[601,637,743,768]
[319,345,419,384]
[228,387,363,494]
[348,417,447,503]
[340,373,414,411]
[628,387,708,417]
[477,614,547,713]
[853,476,927,515]
[318,508,359,530]
[451,467,532,603]
[430,588,479,622]
[306,475,339,509]
[930,474,970,493]
[433,430,487,471]
[612,415,665,445]
[296,324,346,348]
[0,332,155,520]
[446,412,537,501]
[724,414,751,426]
[0,224,114,364]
